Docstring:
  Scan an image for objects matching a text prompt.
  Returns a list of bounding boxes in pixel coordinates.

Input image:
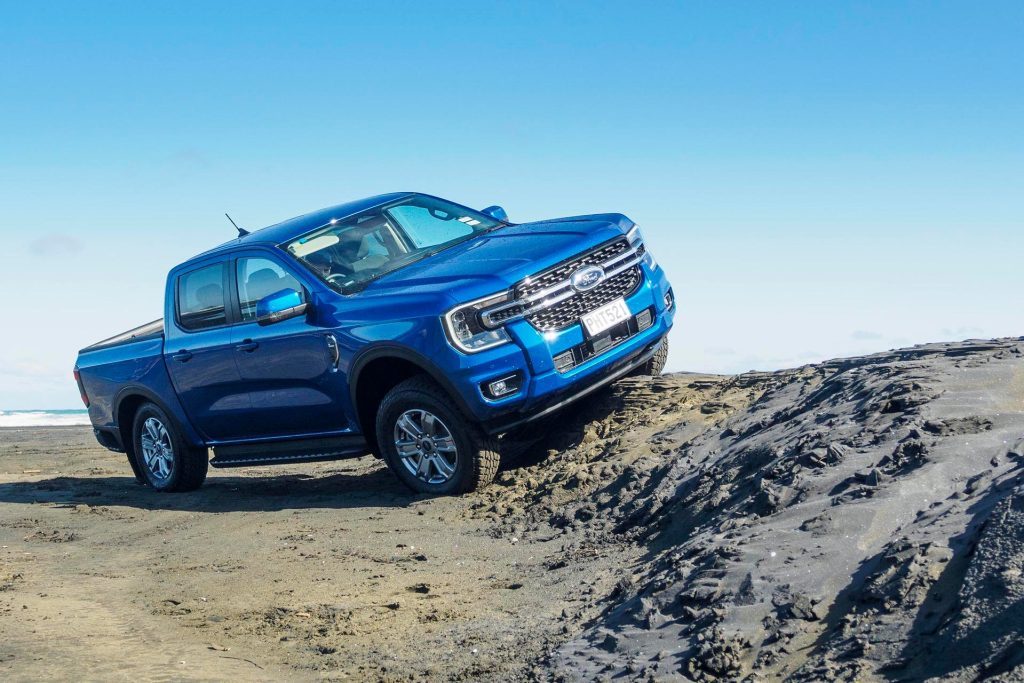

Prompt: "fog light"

[637,308,653,331]
[489,379,512,396]
[484,373,521,399]
[664,289,674,310]
[553,351,576,374]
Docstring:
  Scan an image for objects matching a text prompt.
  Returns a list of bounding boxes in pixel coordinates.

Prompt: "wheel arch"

[113,385,201,457]
[349,343,475,454]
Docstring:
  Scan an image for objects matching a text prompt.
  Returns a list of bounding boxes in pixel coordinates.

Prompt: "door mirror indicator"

[256,288,309,326]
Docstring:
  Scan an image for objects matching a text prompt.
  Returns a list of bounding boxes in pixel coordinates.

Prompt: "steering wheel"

[326,273,352,286]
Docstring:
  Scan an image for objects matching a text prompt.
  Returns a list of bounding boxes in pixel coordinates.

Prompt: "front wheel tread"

[631,336,669,377]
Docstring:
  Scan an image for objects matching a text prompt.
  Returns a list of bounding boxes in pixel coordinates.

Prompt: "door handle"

[172,350,193,363]
[235,340,259,353]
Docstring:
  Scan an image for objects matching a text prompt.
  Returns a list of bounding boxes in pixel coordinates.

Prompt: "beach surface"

[1,338,1022,681]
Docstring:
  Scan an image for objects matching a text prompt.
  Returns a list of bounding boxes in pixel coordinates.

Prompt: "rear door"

[163,260,252,441]
[228,252,351,438]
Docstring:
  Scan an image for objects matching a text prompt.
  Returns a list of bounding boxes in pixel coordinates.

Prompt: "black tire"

[124,448,147,485]
[631,337,669,377]
[131,402,208,492]
[376,376,500,494]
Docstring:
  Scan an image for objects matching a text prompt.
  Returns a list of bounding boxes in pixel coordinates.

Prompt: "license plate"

[581,298,631,336]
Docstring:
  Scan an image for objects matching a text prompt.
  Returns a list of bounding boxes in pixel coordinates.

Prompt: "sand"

[1,337,1022,681]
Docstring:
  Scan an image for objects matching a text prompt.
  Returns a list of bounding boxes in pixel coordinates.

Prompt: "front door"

[229,255,350,439]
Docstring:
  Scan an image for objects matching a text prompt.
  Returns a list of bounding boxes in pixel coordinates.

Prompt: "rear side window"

[177,263,227,331]
[236,257,305,322]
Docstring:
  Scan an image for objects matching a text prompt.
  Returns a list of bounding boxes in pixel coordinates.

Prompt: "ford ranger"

[73,193,674,494]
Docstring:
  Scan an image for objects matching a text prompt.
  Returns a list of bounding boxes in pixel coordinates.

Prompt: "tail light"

[73,369,90,407]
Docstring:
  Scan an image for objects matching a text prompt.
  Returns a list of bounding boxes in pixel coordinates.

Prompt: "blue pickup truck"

[74,193,674,494]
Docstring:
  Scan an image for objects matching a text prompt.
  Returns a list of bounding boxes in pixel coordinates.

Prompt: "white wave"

[0,411,91,427]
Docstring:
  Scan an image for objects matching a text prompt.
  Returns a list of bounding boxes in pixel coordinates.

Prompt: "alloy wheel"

[393,409,459,485]
[140,417,174,483]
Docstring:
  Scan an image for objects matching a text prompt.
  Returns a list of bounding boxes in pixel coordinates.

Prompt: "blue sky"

[1,1,1021,409]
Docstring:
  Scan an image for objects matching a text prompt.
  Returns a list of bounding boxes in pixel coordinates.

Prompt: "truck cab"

[74,193,674,494]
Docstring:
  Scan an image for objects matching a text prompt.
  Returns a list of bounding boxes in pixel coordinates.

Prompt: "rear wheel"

[630,337,669,377]
[124,446,147,485]
[376,376,500,494]
[132,403,208,492]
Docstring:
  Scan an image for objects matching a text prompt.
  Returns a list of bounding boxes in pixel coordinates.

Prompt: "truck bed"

[81,319,164,353]
[76,319,174,440]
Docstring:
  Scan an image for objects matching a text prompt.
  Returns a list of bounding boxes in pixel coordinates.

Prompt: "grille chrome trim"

[479,237,645,331]
[517,245,639,305]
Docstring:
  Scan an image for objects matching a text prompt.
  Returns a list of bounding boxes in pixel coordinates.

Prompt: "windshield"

[283,195,503,293]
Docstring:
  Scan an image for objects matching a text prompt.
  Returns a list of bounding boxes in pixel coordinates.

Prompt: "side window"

[178,263,227,331]
[236,257,304,322]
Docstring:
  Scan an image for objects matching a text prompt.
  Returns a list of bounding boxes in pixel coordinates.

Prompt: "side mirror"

[481,205,508,222]
[256,288,309,326]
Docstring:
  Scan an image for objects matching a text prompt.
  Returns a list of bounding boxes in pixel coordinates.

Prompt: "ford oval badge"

[570,265,605,292]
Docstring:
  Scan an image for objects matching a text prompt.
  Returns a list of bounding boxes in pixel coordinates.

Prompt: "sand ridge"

[1,337,1022,680]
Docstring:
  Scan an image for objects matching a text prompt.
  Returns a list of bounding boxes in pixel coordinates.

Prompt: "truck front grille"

[479,236,646,333]
[522,265,642,331]
[516,239,631,299]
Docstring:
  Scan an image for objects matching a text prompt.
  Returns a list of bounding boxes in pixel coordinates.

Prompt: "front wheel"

[376,377,500,495]
[630,336,669,377]
[132,402,208,492]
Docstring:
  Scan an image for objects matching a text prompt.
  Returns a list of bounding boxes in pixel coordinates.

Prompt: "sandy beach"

[1,338,1022,681]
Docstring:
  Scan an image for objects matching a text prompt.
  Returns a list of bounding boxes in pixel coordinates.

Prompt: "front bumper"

[445,260,675,431]
[480,332,665,434]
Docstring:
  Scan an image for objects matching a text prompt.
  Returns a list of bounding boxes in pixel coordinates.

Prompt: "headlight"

[443,292,513,353]
[626,225,657,270]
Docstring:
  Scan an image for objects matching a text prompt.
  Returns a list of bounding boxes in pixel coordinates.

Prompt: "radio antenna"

[225,213,249,237]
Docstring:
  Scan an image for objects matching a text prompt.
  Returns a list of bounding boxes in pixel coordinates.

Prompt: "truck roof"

[185,191,414,264]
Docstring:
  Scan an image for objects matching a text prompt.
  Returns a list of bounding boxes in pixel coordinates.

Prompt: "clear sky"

[1,1,1021,409]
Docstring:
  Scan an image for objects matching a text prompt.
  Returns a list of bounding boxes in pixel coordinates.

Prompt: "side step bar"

[210,435,368,468]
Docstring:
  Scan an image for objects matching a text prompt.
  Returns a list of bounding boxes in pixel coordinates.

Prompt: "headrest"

[195,284,223,309]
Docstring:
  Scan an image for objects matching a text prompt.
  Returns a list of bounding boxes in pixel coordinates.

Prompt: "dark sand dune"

[1,338,1021,681]
[552,338,1024,681]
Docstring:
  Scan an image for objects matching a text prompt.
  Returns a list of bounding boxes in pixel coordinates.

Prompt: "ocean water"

[0,410,91,427]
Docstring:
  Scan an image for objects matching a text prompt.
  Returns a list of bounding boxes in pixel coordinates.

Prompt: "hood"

[363,214,634,304]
